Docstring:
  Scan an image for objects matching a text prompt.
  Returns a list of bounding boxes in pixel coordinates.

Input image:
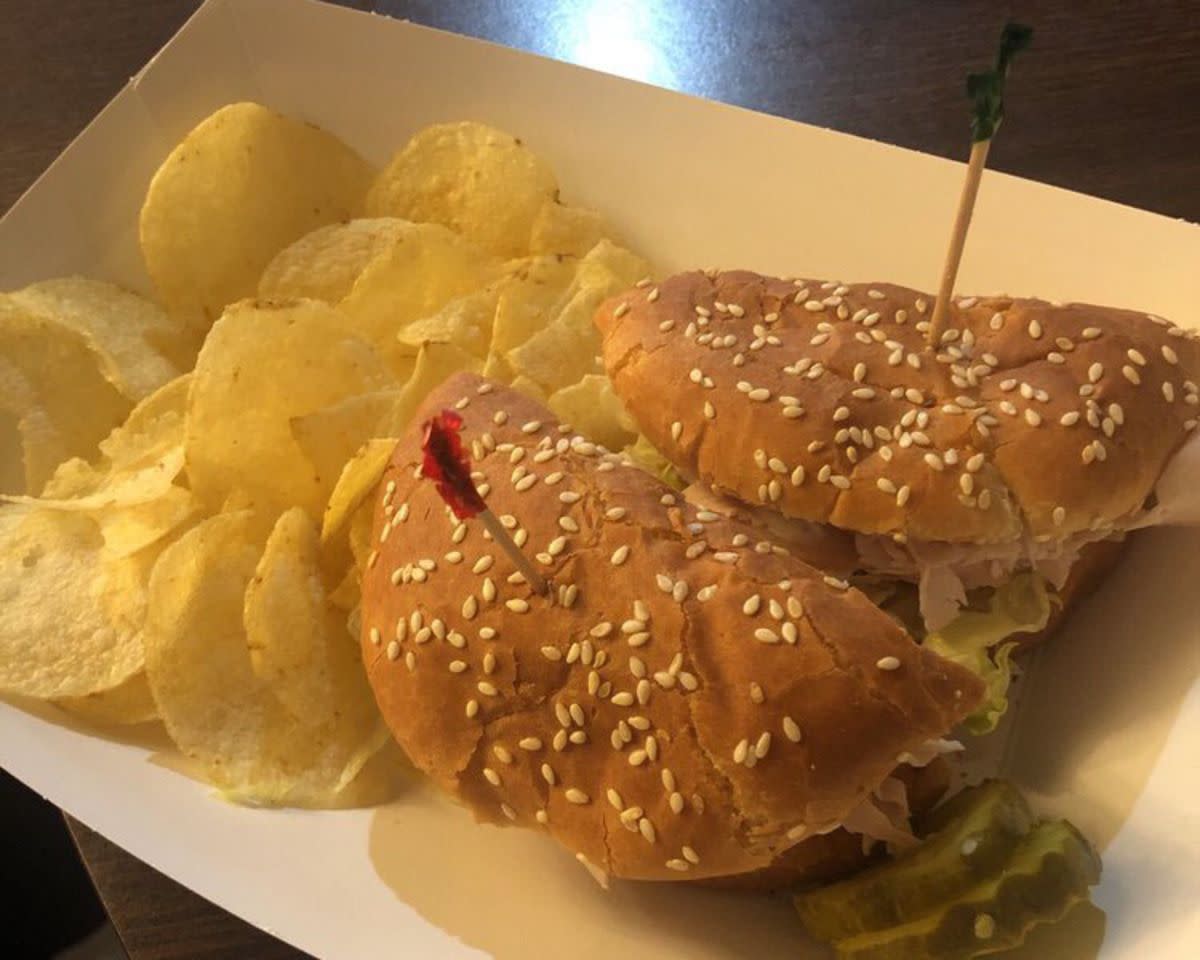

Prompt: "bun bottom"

[698,758,952,892]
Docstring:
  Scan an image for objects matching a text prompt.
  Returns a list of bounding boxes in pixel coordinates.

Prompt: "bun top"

[360,373,984,883]
[595,271,1200,544]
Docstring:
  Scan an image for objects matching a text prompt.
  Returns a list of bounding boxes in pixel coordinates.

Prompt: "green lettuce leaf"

[624,434,686,490]
[922,573,1051,734]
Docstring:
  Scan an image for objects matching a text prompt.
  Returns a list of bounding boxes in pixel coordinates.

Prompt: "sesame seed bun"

[360,373,984,883]
[595,271,1200,546]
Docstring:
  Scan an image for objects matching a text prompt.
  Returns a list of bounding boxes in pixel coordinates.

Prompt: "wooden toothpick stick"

[477,508,548,594]
[927,23,1032,345]
[420,409,549,595]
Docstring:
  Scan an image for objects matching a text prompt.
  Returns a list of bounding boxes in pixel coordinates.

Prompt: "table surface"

[3,0,1197,956]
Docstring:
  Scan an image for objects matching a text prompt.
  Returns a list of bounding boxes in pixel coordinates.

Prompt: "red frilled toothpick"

[421,409,549,595]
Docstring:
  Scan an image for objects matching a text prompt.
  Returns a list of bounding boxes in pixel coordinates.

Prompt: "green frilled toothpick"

[927,23,1033,345]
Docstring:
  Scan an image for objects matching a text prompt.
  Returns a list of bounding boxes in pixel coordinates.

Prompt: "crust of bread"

[596,271,1200,545]
[702,757,952,892]
[360,373,984,882]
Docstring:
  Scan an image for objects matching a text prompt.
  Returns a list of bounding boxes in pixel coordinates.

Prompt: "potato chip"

[328,564,361,612]
[482,350,516,385]
[95,486,198,558]
[11,408,68,496]
[185,299,393,521]
[548,374,637,451]
[245,509,344,717]
[145,510,386,806]
[348,493,378,573]
[258,218,411,304]
[0,404,23,495]
[99,373,190,472]
[291,390,400,501]
[0,300,132,491]
[490,255,580,355]
[394,285,500,359]
[378,341,482,437]
[140,102,374,326]
[0,507,147,698]
[504,287,602,393]
[509,376,549,404]
[321,438,396,553]
[56,672,158,726]
[337,222,500,371]
[506,241,651,392]
[4,374,190,512]
[7,277,187,399]
[366,121,557,257]
[529,201,619,257]
[2,447,184,512]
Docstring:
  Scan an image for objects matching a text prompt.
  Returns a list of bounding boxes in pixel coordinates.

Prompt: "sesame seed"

[755,732,772,759]
[1052,506,1066,526]
[924,452,944,471]
[1082,326,1102,340]
[1028,319,1043,339]
[1025,408,1043,427]
[565,788,590,805]
[1089,363,1104,383]
[505,598,530,614]
[1128,348,1147,367]
[465,699,479,718]
[613,302,630,318]
[755,627,779,644]
[876,656,901,671]
[1123,365,1142,385]
[830,475,851,490]
[733,739,749,763]
[610,545,631,565]
[896,485,911,506]
[783,716,803,742]
[666,859,690,872]
[1060,411,1080,426]
[743,594,762,615]
[1163,345,1179,365]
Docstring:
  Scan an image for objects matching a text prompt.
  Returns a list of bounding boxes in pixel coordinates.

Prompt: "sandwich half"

[360,374,983,887]
[596,270,1200,729]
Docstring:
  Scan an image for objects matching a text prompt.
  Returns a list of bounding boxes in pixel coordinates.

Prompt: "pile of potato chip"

[0,103,651,807]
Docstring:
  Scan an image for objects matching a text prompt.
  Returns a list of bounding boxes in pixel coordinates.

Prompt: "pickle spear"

[796,781,1035,941]
[832,819,1101,960]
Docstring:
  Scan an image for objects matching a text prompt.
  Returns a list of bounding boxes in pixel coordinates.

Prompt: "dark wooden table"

[4,1,1198,957]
